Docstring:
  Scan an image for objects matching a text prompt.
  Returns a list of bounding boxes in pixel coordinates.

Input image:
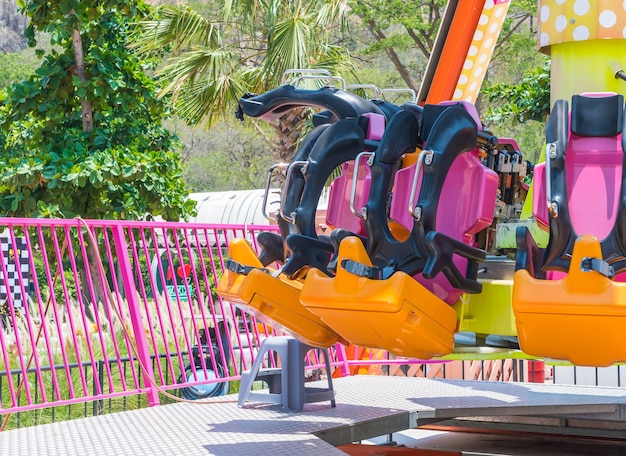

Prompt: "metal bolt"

[550,202,558,218]
[424,152,433,166]
[413,206,422,221]
[548,143,556,159]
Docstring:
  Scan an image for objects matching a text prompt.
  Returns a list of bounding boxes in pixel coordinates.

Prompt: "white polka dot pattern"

[453,0,510,103]
[539,0,626,50]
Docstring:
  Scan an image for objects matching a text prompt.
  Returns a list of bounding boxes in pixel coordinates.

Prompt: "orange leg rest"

[217,238,343,348]
[300,237,458,359]
[512,234,626,366]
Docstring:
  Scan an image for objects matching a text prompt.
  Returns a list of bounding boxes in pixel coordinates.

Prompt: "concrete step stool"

[238,336,336,411]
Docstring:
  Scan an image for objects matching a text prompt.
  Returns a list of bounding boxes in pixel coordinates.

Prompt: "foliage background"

[0,0,195,220]
[0,0,550,197]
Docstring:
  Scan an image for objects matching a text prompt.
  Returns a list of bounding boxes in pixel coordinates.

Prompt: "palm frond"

[262,15,312,83]
[132,4,220,56]
[175,73,250,127]
[130,0,355,138]
[158,51,253,126]
[308,0,350,31]
[158,48,239,97]
[310,44,356,76]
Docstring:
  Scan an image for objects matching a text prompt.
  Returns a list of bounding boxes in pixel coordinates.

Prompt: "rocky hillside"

[0,0,27,54]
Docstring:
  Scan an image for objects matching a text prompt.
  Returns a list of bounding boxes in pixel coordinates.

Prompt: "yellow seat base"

[216,239,342,348]
[512,235,626,367]
[300,237,458,359]
[453,279,517,337]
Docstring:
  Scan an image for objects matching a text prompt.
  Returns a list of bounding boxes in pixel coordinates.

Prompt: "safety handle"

[262,163,288,221]
[349,152,375,219]
[408,150,434,220]
[611,62,626,82]
[545,142,557,218]
[280,160,309,223]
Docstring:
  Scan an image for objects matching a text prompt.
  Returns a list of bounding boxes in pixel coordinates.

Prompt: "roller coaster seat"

[532,92,624,240]
[258,97,388,266]
[300,104,495,358]
[389,101,498,303]
[325,113,385,235]
[512,93,626,366]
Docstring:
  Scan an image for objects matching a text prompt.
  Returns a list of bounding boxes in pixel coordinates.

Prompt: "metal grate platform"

[2,376,626,455]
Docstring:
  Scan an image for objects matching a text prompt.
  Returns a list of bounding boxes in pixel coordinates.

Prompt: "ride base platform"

[3,375,626,455]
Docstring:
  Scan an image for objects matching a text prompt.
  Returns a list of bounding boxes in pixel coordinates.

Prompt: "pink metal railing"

[0,218,545,425]
[0,218,303,416]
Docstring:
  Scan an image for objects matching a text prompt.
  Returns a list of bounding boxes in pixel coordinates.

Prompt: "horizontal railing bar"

[0,218,276,231]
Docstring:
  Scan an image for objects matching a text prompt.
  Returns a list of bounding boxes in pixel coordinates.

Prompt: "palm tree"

[134,0,354,162]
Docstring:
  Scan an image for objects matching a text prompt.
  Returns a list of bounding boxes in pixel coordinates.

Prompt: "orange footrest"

[216,239,343,348]
[512,235,626,366]
[300,237,458,359]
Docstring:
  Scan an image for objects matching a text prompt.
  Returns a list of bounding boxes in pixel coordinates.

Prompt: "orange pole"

[425,0,486,104]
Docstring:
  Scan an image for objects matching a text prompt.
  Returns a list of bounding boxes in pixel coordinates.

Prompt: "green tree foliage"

[483,62,551,162]
[351,0,543,95]
[0,0,195,220]
[169,119,275,191]
[0,49,40,87]
[134,0,354,161]
[484,62,551,125]
[350,0,446,92]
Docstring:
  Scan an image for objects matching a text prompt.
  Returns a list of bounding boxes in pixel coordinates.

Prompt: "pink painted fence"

[0,218,299,418]
[0,218,546,427]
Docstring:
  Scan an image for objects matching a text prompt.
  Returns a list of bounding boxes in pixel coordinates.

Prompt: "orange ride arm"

[425,0,486,105]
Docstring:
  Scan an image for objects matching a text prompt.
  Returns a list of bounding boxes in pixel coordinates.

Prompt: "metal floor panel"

[2,376,626,455]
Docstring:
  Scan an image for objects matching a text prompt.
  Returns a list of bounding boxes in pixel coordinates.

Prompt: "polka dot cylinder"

[539,1,626,102]
[453,0,510,103]
[539,0,626,52]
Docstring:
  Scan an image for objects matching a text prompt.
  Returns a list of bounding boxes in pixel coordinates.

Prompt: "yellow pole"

[538,0,626,104]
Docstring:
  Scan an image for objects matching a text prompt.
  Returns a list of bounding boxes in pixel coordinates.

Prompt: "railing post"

[335,343,352,377]
[112,225,160,407]
[93,360,104,415]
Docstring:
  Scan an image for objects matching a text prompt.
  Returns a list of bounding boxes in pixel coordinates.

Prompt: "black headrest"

[421,103,463,143]
[400,102,424,143]
[571,94,624,137]
[371,99,402,121]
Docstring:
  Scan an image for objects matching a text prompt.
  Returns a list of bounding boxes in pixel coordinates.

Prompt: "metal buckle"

[581,257,615,279]
[225,259,270,276]
[341,259,394,280]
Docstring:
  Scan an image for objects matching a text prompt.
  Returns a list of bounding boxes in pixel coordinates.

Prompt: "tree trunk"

[72,28,93,132]
[271,107,311,163]
[366,22,420,94]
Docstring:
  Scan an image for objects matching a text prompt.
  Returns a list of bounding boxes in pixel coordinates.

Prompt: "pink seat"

[362,112,385,141]
[325,112,384,235]
[326,156,371,235]
[511,93,626,366]
[518,92,626,278]
[533,99,623,240]
[389,101,498,303]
